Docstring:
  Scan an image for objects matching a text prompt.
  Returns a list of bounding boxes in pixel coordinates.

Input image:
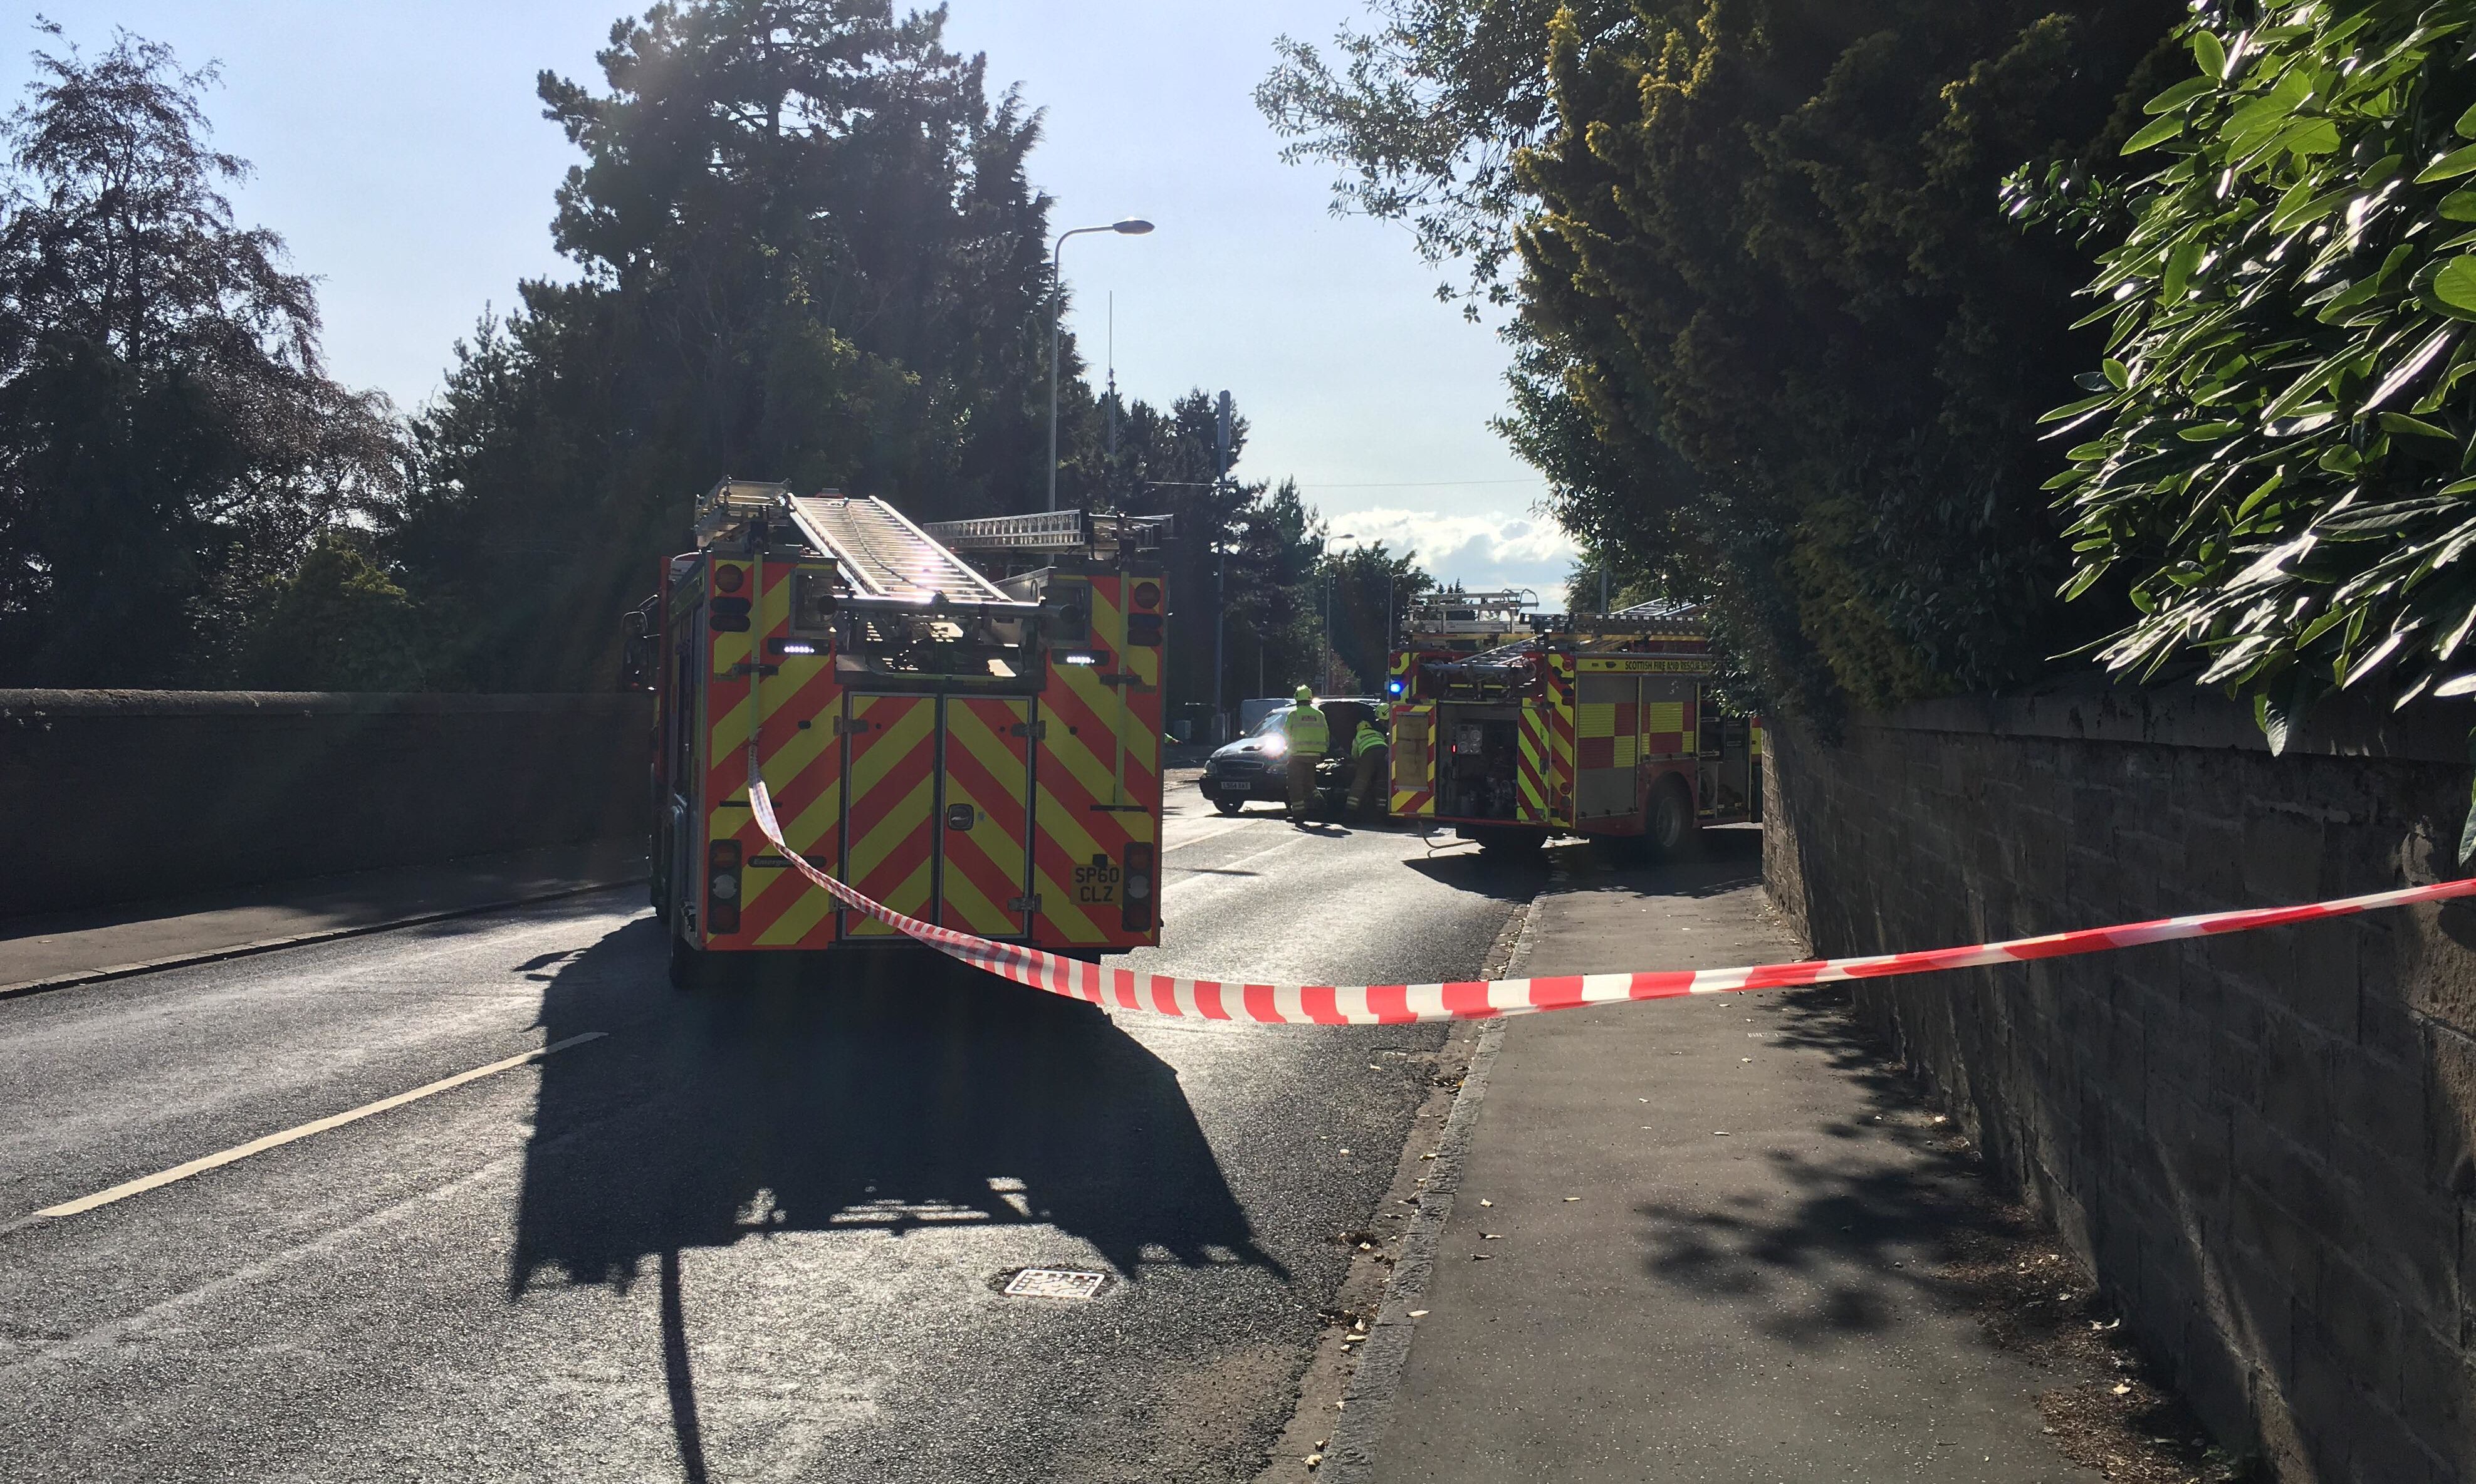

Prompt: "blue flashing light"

[1387,679,1404,695]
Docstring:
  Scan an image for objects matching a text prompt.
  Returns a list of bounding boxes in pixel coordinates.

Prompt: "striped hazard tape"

[748,767,2476,1024]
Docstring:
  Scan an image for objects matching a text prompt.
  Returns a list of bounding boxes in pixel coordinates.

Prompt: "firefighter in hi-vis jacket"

[1281,685,1329,823]
[1346,718,1387,820]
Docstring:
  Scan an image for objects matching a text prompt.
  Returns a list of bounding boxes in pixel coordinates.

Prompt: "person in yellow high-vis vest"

[1280,685,1329,823]
[1345,718,1388,821]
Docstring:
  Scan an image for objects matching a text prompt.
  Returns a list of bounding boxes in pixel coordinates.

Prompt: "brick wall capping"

[0,689,647,720]
[1870,673,2476,765]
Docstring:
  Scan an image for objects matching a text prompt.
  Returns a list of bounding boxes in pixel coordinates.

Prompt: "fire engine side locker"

[1572,672,1641,825]
[1029,570,1161,950]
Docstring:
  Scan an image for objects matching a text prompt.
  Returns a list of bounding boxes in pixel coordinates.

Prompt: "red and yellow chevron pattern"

[1031,573,1162,951]
[1389,702,1435,817]
[939,696,1033,938]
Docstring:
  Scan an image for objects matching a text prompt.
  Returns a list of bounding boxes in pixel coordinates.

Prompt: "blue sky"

[1,2,1576,600]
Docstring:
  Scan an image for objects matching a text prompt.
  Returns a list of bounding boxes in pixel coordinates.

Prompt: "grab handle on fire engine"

[744,547,766,778]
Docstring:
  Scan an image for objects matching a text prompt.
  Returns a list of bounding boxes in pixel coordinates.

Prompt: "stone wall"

[1,690,652,915]
[1763,682,2476,1482]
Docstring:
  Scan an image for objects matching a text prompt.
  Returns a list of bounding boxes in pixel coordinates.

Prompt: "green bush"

[239,531,429,692]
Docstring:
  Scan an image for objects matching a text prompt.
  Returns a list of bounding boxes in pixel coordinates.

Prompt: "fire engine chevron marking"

[747,760,2476,1025]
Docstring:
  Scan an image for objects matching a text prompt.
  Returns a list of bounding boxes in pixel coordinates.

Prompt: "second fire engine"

[1384,594,1760,855]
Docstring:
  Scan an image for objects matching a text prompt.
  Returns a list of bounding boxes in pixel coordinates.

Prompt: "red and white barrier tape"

[746,774,2476,1024]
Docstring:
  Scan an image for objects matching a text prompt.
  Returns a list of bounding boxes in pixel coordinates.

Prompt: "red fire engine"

[642,481,1169,986]
[1385,594,1761,855]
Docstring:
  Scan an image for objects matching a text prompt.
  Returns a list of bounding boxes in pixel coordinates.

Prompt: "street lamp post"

[1047,219,1153,513]
[1212,392,1233,741]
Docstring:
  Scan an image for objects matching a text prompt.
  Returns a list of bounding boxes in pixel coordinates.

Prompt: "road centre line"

[28,1033,607,1223]
[1162,818,1252,852]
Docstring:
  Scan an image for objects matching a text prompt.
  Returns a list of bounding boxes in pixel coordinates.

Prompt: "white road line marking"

[1162,818,1255,852]
[31,1032,607,1221]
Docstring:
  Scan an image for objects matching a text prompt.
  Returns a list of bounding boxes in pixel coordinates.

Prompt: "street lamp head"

[1112,218,1155,235]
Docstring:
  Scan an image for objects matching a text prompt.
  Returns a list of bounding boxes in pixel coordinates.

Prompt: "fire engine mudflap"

[1384,595,1760,858]
[643,481,1169,987]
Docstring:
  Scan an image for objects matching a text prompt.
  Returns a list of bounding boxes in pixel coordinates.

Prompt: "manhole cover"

[1003,1268,1109,1300]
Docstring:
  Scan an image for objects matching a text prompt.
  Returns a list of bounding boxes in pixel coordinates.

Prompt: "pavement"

[1338,828,2096,1483]
[0,839,651,995]
[0,774,1535,1483]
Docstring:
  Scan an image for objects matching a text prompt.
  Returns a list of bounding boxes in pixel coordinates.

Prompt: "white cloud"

[1322,505,1579,602]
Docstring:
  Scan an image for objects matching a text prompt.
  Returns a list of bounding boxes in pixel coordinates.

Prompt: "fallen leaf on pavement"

[1478,1199,1491,1207]
[1408,1310,1428,1317]
[1481,1232,1504,1240]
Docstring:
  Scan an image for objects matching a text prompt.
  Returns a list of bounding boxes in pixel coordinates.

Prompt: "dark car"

[1199,698,1388,816]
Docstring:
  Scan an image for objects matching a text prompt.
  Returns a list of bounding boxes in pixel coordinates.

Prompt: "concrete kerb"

[1315,881,1544,1481]
[0,875,650,1001]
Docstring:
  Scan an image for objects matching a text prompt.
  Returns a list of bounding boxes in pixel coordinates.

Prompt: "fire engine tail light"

[1122,842,1155,933]
[708,839,743,935]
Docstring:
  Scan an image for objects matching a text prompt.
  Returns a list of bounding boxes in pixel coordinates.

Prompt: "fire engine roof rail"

[921,508,1171,555]
[1570,597,1708,639]
[784,494,1013,603]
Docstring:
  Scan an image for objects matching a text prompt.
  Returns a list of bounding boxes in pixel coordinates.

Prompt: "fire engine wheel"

[1646,776,1696,857]
[667,930,714,991]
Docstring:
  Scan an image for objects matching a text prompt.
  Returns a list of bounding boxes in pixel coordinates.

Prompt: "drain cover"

[1003,1268,1109,1300]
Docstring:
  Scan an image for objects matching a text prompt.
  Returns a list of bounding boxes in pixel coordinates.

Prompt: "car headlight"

[1261,736,1287,758]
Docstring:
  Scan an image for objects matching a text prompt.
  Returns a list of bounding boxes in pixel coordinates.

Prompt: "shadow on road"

[1399,849,1551,900]
[508,921,1277,1479]
[511,921,1275,1290]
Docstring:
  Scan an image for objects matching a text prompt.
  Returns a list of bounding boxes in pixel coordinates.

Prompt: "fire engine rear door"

[841,692,938,938]
[938,696,1033,937]
[1389,703,1436,817]
[1515,703,1557,827]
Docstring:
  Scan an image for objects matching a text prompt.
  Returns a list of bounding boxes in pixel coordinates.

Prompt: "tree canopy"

[387,0,1065,690]
[0,26,397,686]
[1267,0,2184,716]
[1,6,1356,704]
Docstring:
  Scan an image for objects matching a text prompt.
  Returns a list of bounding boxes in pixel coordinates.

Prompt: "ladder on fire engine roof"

[921,508,1171,556]
[783,493,1013,604]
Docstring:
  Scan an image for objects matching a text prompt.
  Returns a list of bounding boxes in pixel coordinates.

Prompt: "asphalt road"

[0,779,1537,1483]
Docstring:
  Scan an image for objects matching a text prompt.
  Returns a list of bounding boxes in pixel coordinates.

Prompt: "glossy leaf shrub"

[2044,0,2476,737]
